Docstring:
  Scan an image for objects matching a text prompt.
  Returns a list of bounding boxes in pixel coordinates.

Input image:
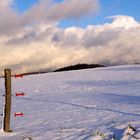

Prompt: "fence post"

[3,69,12,132]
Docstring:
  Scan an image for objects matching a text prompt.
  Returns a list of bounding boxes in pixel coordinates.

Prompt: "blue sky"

[13,0,38,12]
[13,0,140,27]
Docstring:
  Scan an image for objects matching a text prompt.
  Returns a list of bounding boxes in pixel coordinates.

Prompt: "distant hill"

[54,63,105,72]
[0,64,105,78]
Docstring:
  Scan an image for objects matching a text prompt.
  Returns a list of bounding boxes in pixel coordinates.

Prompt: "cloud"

[0,0,140,75]
[0,0,20,36]
[108,15,139,29]
[0,15,140,75]
[0,0,99,36]
[46,0,99,20]
[0,0,12,8]
[23,0,99,22]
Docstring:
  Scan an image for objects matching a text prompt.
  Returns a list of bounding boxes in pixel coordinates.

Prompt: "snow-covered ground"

[0,65,140,140]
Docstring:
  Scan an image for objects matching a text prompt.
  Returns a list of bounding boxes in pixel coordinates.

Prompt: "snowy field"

[0,65,140,140]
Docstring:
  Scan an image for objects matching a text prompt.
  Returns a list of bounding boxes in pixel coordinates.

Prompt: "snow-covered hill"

[0,65,140,140]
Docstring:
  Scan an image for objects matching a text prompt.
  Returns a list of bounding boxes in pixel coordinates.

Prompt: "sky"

[0,0,140,75]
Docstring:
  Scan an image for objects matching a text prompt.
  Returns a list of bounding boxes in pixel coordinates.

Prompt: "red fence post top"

[14,112,24,117]
[14,74,23,78]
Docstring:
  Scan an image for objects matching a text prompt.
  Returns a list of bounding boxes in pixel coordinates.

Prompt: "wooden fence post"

[3,69,12,132]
